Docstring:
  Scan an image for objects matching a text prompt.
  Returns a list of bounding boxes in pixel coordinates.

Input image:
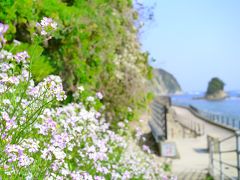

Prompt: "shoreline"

[192,95,230,101]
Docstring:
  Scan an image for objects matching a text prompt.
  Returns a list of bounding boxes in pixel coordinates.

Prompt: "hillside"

[149,68,182,95]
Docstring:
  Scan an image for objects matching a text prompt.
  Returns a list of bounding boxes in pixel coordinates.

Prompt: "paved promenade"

[171,106,236,179]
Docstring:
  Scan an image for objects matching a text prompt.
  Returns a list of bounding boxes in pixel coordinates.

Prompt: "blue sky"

[139,0,240,92]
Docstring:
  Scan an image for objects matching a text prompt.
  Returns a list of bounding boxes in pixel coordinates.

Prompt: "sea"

[170,90,240,129]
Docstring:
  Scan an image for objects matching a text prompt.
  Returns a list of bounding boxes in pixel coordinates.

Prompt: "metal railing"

[198,110,240,130]
[209,131,240,179]
[173,109,205,137]
[173,102,240,129]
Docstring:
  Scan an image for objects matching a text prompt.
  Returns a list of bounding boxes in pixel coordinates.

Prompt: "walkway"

[170,106,235,179]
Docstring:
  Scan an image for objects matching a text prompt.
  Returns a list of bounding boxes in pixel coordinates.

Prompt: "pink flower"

[18,155,34,167]
[117,122,125,128]
[0,23,9,35]
[142,145,151,154]
[8,76,20,85]
[36,17,57,39]
[0,63,11,72]
[2,111,10,121]
[95,112,101,119]
[14,51,30,63]
[0,23,9,46]
[96,92,103,99]
[6,117,17,131]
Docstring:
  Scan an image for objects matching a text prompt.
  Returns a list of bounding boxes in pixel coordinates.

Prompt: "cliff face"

[149,68,182,95]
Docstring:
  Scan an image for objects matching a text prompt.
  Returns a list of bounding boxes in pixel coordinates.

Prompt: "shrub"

[0,0,152,124]
[0,18,172,179]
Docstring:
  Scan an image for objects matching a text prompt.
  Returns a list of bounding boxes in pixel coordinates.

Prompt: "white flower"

[36,17,57,39]
[128,107,132,112]
[53,148,66,160]
[41,30,47,36]
[25,173,33,180]
[86,96,94,102]
[13,39,21,46]
[77,86,84,92]
[96,92,103,99]
[18,155,34,167]
[41,149,52,160]
[142,145,151,154]
[0,62,11,72]
[2,111,10,121]
[3,99,10,105]
[51,22,57,29]
[117,122,125,128]
[22,139,39,153]
[14,51,29,63]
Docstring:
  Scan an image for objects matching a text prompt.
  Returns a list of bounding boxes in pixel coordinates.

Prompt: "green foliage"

[0,0,151,123]
[163,163,171,172]
[204,173,214,180]
[206,77,225,95]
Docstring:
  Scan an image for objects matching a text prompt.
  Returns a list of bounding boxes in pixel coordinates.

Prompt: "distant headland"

[149,68,182,95]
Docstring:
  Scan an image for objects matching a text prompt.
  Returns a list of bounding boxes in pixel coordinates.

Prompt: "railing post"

[202,123,205,135]
[236,130,240,179]
[233,118,236,129]
[209,140,214,177]
[219,141,224,180]
[226,118,229,126]
[194,122,197,137]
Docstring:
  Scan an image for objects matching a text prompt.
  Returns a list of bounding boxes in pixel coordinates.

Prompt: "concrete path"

[171,106,236,179]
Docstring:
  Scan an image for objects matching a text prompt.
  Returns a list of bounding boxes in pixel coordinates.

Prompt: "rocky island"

[205,77,227,100]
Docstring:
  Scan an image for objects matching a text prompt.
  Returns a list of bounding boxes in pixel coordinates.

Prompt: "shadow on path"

[138,132,159,156]
[194,148,208,154]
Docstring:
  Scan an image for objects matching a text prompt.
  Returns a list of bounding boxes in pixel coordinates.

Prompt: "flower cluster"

[14,51,29,63]
[0,49,30,95]
[5,144,34,167]
[27,75,66,101]
[113,33,148,89]
[37,103,127,179]
[117,126,177,180]
[0,19,172,179]
[36,17,57,39]
[0,21,67,178]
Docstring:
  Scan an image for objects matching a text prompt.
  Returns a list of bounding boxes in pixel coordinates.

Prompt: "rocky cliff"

[149,68,182,95]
